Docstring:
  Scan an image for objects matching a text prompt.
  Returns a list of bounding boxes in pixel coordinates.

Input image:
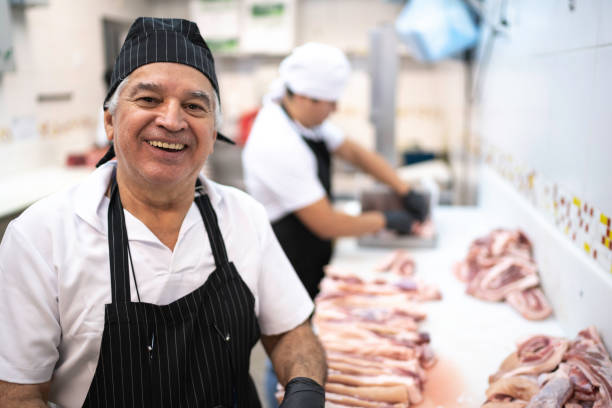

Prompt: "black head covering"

[97,17,233,167]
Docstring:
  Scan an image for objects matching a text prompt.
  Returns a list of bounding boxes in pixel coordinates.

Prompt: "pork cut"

[483,326,612,408]
[456,228,552,320]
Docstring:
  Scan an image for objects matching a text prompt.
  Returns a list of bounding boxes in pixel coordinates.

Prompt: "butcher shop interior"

[1,0,611,407]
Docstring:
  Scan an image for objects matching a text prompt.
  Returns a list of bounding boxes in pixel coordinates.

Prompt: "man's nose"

[157,100,186,132]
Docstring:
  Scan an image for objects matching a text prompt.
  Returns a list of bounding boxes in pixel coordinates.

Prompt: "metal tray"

[357,231,438,248]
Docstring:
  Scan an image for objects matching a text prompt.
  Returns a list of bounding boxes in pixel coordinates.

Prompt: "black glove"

[383,210,416,235]
[279,377,325,408]
[401,190,429,222]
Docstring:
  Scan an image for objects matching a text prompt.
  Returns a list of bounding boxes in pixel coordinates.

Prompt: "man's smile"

[147,140,186,151]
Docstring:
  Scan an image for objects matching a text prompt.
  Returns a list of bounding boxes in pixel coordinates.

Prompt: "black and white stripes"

[81,173,261,407]
[104,17,219,108]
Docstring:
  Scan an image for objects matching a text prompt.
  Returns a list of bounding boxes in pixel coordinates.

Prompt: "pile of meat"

[454,228,553,320]
[483,326,612,407]
[312,250,441,407]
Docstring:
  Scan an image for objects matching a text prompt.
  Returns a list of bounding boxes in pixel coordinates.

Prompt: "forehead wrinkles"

[125,80,213,103]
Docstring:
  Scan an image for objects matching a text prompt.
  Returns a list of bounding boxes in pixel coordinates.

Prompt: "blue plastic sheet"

[395,0,479,62]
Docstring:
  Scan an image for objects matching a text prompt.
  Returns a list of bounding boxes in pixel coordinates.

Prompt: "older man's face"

[105,63,217,189]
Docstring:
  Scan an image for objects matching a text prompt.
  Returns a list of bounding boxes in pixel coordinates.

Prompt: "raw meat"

[483,327,612,408]
[455,228,552,320]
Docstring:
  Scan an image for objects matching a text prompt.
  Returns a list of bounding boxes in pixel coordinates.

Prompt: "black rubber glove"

[383,210,416,235]
[279,377,325,408]
[401,190,429,222]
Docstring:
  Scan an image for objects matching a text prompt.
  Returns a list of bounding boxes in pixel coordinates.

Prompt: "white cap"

[278,42,351,102]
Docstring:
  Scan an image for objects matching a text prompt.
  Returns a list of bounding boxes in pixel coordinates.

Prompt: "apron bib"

[82,170,261,407]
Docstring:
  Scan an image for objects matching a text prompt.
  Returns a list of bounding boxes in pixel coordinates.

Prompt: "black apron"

[271,114,333,300]
[82,170,261,408]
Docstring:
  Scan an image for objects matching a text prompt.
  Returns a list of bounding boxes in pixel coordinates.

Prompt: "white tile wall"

[477,0,612,276]
[535,0,601,54]
[585,46,612,216]
[598,0,612,45]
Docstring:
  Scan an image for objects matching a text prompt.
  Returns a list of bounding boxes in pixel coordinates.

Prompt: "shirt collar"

[74,161,223,236]
[271,100,326,141]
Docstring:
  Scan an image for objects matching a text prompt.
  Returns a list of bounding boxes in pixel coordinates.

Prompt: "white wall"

[475,0,612,276]
[476,0,612,217]
[0,0,190,179]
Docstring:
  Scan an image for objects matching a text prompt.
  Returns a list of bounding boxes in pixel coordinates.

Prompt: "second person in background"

[242,42,429,301]
[242,43,430,407]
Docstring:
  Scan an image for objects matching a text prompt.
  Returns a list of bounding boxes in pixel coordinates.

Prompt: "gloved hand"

[279,377,325,408]
[383,210,416,235]
[401,190,429,222]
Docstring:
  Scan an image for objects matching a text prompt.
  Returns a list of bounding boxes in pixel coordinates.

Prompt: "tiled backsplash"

[483,143,612,276]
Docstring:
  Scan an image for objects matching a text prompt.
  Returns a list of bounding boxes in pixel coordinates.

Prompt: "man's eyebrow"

[127,82,162,97]
[126,83,213,108]
[188,90,213,108]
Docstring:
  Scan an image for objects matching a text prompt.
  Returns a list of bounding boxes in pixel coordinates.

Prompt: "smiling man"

[0,18,325,408]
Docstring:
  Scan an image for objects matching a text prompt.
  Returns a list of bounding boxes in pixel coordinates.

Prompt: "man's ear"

[104,110,114,141]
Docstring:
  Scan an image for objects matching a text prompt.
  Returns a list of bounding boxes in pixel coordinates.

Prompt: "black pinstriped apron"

[82,171,261,407]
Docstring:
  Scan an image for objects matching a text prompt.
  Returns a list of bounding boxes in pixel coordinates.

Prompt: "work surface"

[329,206,565,407]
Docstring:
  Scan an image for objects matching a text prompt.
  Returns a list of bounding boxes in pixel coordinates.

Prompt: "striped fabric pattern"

[82,174,261,407]
[104,17,219,107]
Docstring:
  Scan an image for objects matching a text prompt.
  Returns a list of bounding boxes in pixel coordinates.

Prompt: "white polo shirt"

[242,101,345,222]
[0,162,313,408]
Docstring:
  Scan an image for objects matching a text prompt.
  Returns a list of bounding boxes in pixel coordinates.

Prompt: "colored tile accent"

[483,142,610,279]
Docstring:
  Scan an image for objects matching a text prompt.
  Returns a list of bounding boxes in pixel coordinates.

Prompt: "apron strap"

[107,168,132,303]
[107,171,230,303]
[194,179,230,268]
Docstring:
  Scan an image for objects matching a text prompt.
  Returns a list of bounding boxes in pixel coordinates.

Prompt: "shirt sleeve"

[252,203,313,335]
[249,137,327,217]
[0,223,60,383]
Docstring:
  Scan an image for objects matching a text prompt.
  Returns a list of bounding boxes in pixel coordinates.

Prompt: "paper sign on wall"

[189,0,241,52]
[240,0,295,54]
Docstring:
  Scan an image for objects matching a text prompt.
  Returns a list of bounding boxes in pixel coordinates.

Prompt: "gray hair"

[104,75,223,130]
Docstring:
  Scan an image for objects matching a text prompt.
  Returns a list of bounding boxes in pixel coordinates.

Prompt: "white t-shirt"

[242,101,345,222]
[0,162,313,408]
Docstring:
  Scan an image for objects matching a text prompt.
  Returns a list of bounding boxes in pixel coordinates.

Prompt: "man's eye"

[139,97,156,103]
[186,103,205,111]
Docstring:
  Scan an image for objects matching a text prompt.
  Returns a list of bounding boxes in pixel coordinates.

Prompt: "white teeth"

[148,140,185,150]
